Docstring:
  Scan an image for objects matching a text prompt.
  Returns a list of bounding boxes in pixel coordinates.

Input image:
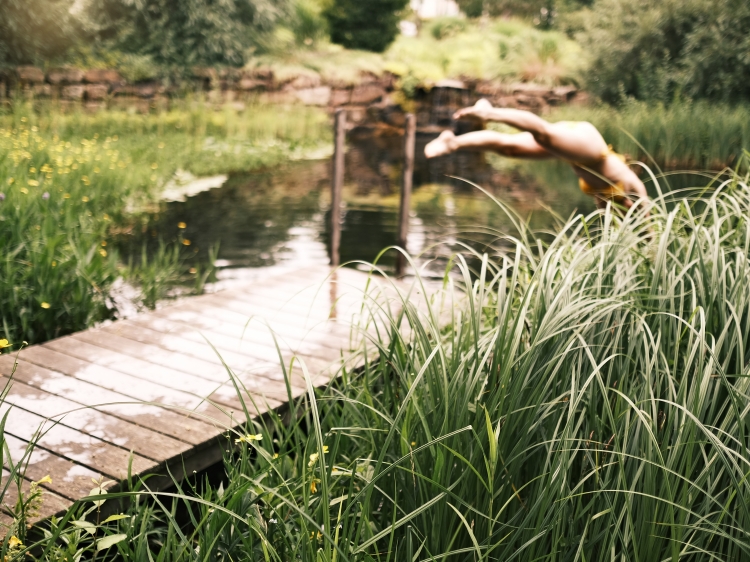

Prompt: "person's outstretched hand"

[453,99,494,122]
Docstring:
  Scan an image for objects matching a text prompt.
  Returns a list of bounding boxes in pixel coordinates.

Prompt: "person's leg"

[425,130,551,159]
[454,100,610,165]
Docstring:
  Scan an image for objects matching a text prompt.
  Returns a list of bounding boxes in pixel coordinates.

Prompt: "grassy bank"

[0,102,330,345]
[5,174,750,559]
[548,101,750,170]
[250,17,583,90]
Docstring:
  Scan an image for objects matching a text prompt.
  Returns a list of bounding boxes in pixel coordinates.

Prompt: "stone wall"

[0,65,587,130]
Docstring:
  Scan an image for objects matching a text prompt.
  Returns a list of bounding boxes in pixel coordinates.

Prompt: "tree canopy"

[580,0,750,103]
[84,0,288,67]
[0,0,76,66]
[323,0,409,53]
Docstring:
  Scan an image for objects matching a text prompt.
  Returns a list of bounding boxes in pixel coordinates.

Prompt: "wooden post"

[330,109,346,267]
[396,114,416,277]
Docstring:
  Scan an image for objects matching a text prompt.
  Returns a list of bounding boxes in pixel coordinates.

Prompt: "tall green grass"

[550,101,750,170]
[6,172,750,560]
[0,102,330,345]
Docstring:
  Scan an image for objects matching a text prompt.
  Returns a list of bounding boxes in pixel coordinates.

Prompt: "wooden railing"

[329,110,417,276]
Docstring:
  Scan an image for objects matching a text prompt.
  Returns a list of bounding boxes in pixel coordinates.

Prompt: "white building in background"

[410,0,461,19]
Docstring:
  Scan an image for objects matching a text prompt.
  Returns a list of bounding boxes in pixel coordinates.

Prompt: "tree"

[84,0,288,68]
[323,0,409,53]
[0,0,76,66]
[580,0,750,103]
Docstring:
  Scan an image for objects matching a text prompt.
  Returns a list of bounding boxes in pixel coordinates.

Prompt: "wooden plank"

[397,114,417,277]
[99,322,310,402]
[0,355,218,445]
[16,346,239,433]
[4,434,103,501]
[1,375,189,461]
[41,338,280,416]
[1,468,73,525]
[330,109,346,267]
[0,404,156,481]
[127,312,343,384]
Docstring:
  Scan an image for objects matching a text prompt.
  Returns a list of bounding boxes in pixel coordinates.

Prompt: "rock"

[192,67,217,81]
[134,83,162,98]
[551,85,577,100]
[331,88,351,106]
[294,86,331,106]
[510,82,551,97]
[33,84,52,97]
[61,85,85,100]
[238,77,264,91]
[16,66,45,83]
[350,84,386,105]
[84,69,122,84]
[344,105,368,125]
[434,79,467,90]
[84,101,106,113]
[48,68,84,85]
[288,73,321,90]
[85,84,109,101]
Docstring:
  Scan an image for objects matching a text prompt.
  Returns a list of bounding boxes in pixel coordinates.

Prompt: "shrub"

[0,0,76,66]
[323,0,410,53]
[428,16,468,40]
[579,0,750,103]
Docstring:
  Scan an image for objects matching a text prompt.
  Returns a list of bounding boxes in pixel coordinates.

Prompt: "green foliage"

[0,0,76,66]
[0,102,330,345]
[324,0,410,53]
[580,0,750,103]
[384,18,583,87]
[82,0,289,68]
[550,101,750,169]
[290,0,329,47]
[428,16,468,40]
[10,175,750,559]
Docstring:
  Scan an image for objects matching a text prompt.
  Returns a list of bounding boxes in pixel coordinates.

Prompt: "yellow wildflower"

[150,163,158,170]
[235,433,262,444]
[189,267,197,274]
[310,478,320,494]
[182,239,191,246]
[178,222,187,229]
[41,302,50,309]
[51,261,57,267]
[81,196,89,202]
[20,187,28,194]
[308,446,329,467]
[273,453,279,459]
[7,178,13,185]
[8,536,22,549]
[63,193,71,199]
[82,176,90,186]
[99,249,107,257]
[0,339,10,350]
[29,167,37,174]
[158,142,165,149]
[27,180,39,187]
[36,475,52,485]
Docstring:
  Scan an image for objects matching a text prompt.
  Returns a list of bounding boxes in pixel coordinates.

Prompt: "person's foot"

[425,130,458,159]
[453,98,494,121]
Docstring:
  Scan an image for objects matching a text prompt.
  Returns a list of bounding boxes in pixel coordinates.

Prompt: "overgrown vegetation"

[0,102,330,345]
[4,175,750,559]
[548,101,750,169]
[577,0,750,103]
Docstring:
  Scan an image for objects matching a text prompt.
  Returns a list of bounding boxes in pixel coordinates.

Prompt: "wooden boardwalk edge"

[0,266,436,528]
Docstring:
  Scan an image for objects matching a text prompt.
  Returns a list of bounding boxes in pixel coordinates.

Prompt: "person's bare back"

[425,100,648,210]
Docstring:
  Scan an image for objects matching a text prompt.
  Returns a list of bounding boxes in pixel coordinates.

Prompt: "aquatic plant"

[0,102,330,345]
[6,171,750,560]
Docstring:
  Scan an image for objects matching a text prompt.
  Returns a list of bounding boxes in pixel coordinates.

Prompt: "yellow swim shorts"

[579,177,626,200]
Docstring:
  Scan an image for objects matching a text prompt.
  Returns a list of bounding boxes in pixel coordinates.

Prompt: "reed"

[550,101,750,170]
[5,171,750,560]
[0,101,330,345]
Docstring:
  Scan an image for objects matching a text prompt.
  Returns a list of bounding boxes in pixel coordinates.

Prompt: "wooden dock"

[0,265,413,523]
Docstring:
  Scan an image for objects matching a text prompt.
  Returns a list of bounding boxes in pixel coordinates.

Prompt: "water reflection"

[120,131,599,279]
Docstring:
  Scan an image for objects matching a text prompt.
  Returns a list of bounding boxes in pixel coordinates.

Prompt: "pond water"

[121,130,717,283]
